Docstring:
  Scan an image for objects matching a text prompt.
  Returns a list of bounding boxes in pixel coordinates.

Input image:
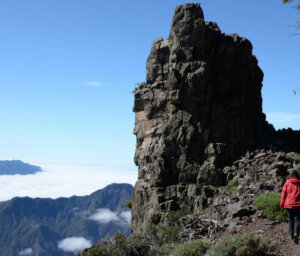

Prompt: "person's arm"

[280,183,287,208]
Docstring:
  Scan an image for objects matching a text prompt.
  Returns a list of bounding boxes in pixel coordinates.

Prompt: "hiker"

[280,169,300,244]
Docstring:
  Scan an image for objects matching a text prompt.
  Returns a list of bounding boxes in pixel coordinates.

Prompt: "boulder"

[226,202,253,218]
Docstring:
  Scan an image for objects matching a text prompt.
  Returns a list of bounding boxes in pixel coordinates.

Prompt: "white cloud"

[88,209,131,225]
[266,112,300,130]
[89,208,121,223]
[58,237,92,253]
[19,248,33,255]
[120,211,131,224]
[84,81,103,87]
[0,160,137,202]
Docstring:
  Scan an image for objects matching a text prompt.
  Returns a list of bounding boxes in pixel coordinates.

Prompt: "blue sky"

[0,0,299,199]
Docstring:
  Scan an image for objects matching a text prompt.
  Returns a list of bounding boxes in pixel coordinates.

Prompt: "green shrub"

[145,223,160,244]
[174,239,211,256]
[124,235,155,255]
[288,154,300,162]
[87,246,120,256]
[287,154,300,176]
[296,165,300,176]
[201,205,211,214]
[227,179,237,187]
[86,246,107,256]
[158,244,173,255]
[178,193,184,200]
[145,223,182,245]
[82,232,156,256]
[125,200,132,209]
[253,192,287,221]
[127,234,148,247]
[167,209,190,223]
[206,232,275,256]
[163,225,182,242]
[113,232,127,248]
[132,82,146,93]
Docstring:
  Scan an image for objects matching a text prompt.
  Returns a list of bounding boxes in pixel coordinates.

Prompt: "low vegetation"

[227,179,237,187]
[253,192,287,221]
[82,232,276,256]
[173,239,211,256]
[125,200,132,209]
[167,209,190,223]
[86,246,120,256]
[206,232,275,256]
[287,154,300,162]
[296,165,300,176]
[81,233,152,256]
[145,223,182,246]
[132,82,146,93]
[287,154,300,176]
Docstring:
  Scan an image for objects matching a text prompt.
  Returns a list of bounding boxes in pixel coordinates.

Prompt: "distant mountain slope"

[0,160,42,175]
[0,183,133,256]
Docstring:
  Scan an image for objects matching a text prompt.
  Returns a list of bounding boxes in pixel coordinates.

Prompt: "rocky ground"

[170,149,300,255]
[78,150,300,255]
[173,150,296,231]
[221,149,300,256]
[229,218,300,256]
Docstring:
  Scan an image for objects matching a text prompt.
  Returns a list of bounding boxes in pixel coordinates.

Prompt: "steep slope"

[0,183,133,256]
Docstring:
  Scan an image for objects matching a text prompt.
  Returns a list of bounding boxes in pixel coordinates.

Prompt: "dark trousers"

[286,209,300,237]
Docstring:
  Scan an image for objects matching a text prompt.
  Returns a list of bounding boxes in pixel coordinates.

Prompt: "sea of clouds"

[0,159,137,201]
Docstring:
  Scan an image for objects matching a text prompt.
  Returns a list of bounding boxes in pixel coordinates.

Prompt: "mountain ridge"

[0,183,133,256]
[0,160,42,175]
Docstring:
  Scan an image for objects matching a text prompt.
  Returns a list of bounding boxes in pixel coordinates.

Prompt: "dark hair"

[289,169,300,179]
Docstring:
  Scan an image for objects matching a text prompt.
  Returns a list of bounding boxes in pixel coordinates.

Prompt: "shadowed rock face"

[131,3,270,234]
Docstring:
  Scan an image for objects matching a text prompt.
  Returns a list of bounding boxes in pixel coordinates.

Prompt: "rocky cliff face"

[131,3,273,234]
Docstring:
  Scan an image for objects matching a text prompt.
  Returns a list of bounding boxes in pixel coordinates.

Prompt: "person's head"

[289,169,300,179]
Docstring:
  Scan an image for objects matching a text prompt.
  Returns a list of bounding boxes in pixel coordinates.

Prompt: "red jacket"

[280,178,300,209]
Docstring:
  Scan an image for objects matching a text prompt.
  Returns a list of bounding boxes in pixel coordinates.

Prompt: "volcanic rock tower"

[131,3,269,233]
